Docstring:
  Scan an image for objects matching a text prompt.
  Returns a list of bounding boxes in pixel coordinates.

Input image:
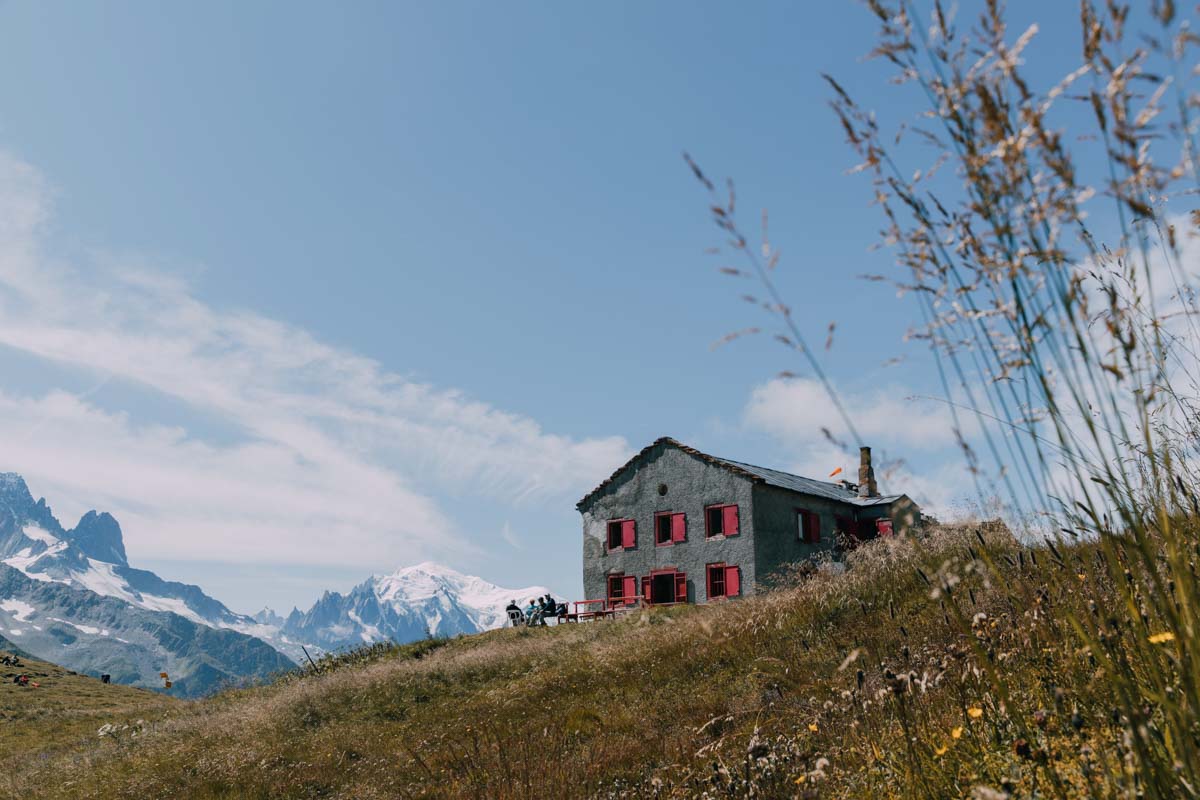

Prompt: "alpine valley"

[0,473,551,696]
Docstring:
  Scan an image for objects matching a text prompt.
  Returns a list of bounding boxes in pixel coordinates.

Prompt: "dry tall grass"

[4,521,1185,799]
[688,2,1200,797]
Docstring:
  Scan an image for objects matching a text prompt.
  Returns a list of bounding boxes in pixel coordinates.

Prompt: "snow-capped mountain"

[0,473,293,694]
[279,562,553,651]
[0,471,565,685]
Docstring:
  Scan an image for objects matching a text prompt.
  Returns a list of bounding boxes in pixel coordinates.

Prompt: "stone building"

[577,437,919,606]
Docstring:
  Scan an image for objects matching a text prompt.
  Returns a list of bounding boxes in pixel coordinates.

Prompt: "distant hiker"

[505,600,524,627]
[101,674,111,684]
[14,674,28,686]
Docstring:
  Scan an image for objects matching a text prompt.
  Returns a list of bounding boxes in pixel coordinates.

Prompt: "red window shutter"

[724,566,741,597]
[621,520,636,549]
[722,505,739,536]
[622,575,637,601]
[671,513,686,543]
[641,576,651,602]
[674,572,687,603]
[705,566,713,598]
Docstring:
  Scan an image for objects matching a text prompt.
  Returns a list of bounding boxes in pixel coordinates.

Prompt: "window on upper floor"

[655,512,686,546]
[705,504,739,537]
[706,562,741,599]
[797,509,821,544]
[606,519,636,551]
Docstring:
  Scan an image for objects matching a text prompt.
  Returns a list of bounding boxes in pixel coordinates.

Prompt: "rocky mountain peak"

[253,607,285,627]
[0,473,34,510]
[69,511,128,566]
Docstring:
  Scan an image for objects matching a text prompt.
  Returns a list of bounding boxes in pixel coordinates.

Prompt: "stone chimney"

[858,446,878,498]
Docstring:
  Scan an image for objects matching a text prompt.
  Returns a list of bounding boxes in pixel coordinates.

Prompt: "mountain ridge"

[0,473,562,687]
[278,561,554,650]
[0,473,294,694]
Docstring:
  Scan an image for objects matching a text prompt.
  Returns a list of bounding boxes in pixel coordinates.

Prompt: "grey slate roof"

[711,456,903,507]
[577,437,907,510]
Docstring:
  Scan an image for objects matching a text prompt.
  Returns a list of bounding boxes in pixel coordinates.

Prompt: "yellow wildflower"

[968,707,984,719]
[1148,632,1175,644]
[795,775,806,784]
[951,726,963,739]
[808,723,819,732]
[934,744,948,756]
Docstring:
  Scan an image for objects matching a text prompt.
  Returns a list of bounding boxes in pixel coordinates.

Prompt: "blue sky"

[0,2,1092,613]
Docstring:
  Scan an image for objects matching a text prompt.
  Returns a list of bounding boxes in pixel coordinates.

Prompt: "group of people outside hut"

[506,594,565,627]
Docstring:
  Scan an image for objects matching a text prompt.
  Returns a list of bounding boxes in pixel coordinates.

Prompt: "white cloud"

[744,376,962,453]
[741,377,980,516]
[0,152,629,568]
[500,521,521,550]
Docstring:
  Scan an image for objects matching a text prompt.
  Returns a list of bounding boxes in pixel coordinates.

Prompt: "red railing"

[548,596,691,623]
[565,598,645,620]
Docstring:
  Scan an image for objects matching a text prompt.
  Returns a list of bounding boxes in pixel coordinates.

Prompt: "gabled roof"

[577,437,907,511]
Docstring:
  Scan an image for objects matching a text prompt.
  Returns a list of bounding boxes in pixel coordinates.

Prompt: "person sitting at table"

[524,598,543,626]
[542,593,566,619]
[505,599,524,626]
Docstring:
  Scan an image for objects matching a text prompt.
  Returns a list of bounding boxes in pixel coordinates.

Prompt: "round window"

[657,483,668,496]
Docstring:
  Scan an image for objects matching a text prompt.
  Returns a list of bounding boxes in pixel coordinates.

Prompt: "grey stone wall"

[750,484,845,590]
[579,442,756,604]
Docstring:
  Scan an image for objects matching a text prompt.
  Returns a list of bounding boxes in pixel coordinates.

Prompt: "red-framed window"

[641,569,688,604]
[654,512,687,546]
[797,509,820,544]
[704,504,740,538]
[875,518,894,536]
[606,519,636,551]
[706,562,741,599]
[607,573,638,605]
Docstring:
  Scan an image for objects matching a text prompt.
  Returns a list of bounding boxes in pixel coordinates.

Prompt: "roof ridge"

[577,437,908,511]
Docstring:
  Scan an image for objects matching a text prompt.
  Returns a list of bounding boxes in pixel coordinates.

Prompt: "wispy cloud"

[741,376,979,516]
[744,377,960,453]
[0,152,629,568]
[500,521,522,550]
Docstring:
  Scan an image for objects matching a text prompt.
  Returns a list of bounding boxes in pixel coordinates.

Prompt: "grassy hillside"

[2,521,1180,798]
[0,648,177,791]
